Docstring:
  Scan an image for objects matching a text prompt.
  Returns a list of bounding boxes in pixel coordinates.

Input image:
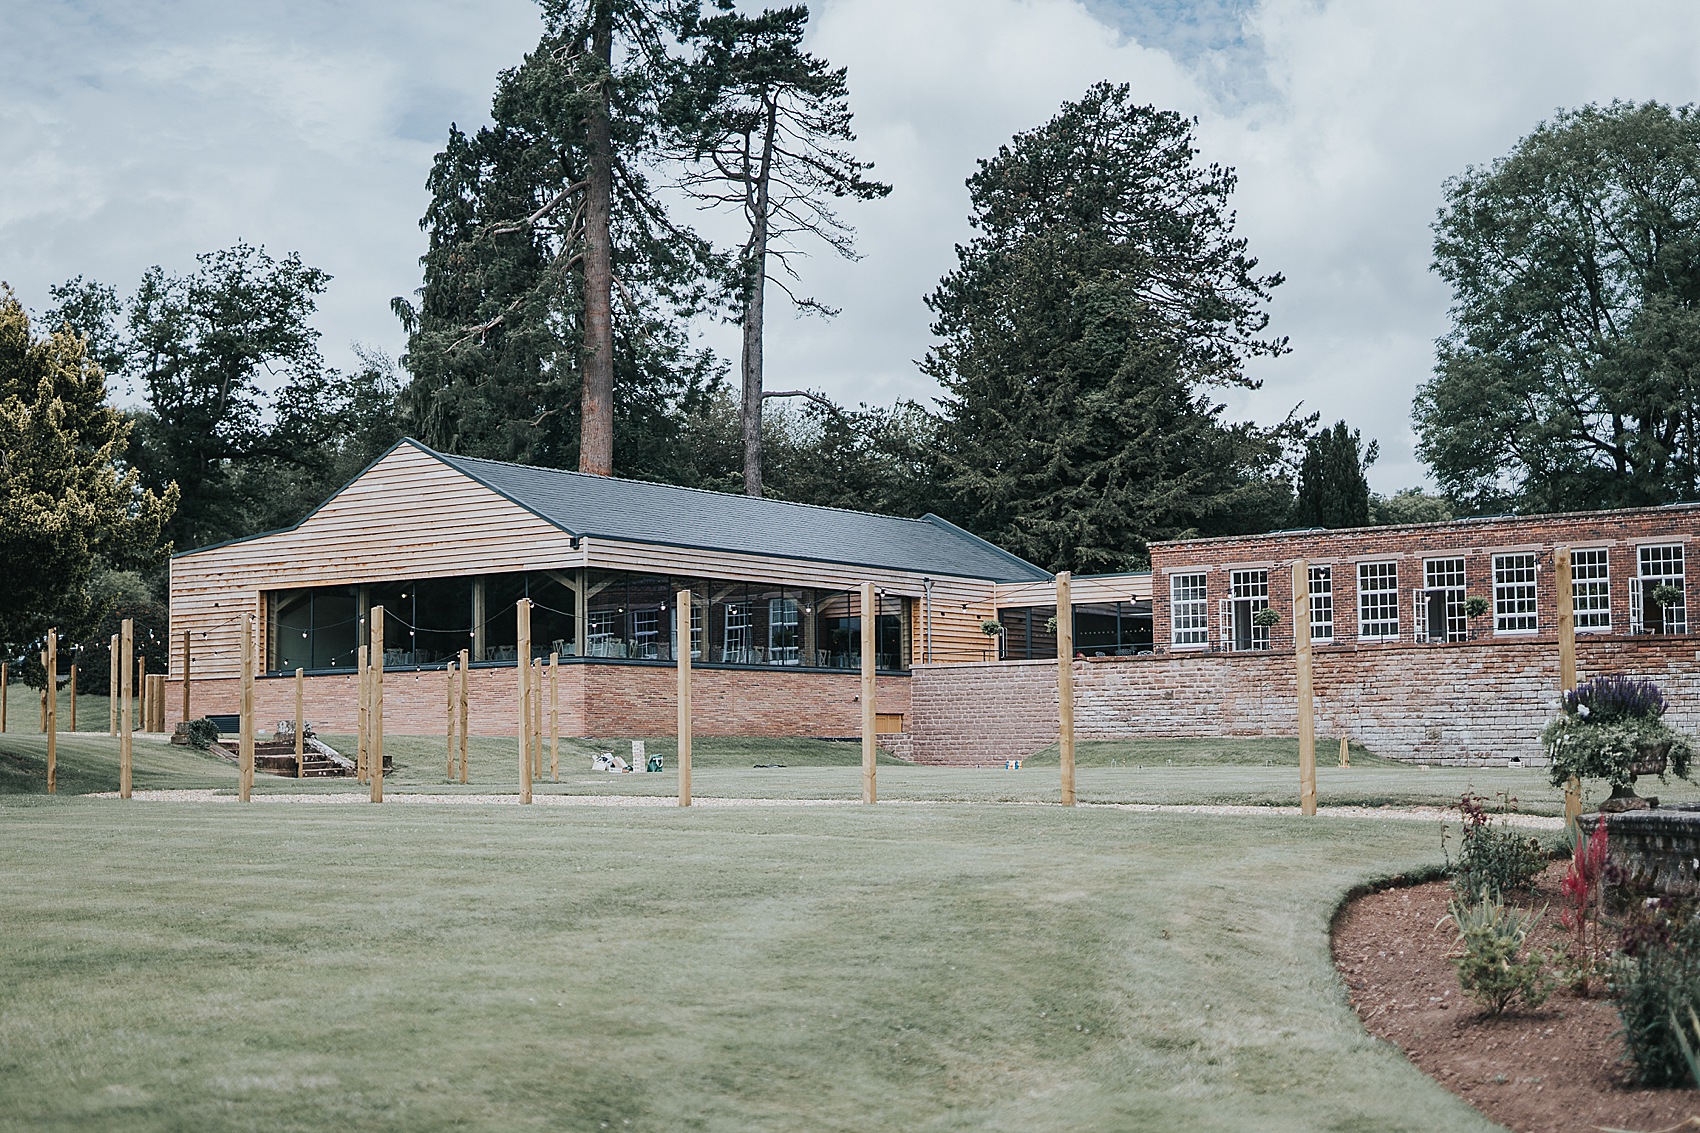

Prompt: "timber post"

[1294,560,1317,816]
[295,668,305,778]
[550,652,560,782]
[68,661,77,732]
[518,600,532,804]
[446,660,457,780]
[108,635,119,736]
[532,659,543,781]
[120,621,134,797]
[138,654,147,733]
[238,616,254,802]
[458,648,470,785]
[0,660,7,733]
[371,606,385,804]
[678,589,693,807]
[1340,736,1350,769]
[181,629,191,729]
[45,630,57,794]
[860,583,876,804]
[1057,571,1075,807]
[1556,548,1581,827]
[357,644,370,784]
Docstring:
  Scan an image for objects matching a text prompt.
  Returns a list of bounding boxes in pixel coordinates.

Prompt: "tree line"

[7,1,1700,658]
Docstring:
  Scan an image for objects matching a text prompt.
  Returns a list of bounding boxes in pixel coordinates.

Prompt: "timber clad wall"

[167,665,909,739]
[903,638,1700,766]
[1151,507,1700,650]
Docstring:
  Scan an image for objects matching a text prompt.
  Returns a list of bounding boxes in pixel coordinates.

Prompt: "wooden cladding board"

[993,574,1151,609]
[171,442,1007,680]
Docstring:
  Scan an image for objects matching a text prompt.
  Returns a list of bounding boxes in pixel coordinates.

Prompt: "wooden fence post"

[45,631,57,794]
[357,644,370,784]
[1339,736,1349,769]
[295,668,305,778]
[68,661,77,732]
[678,589,693,807]
[109,635,119,736]
[370,606,385,804]
[518,600,532,804]
[1294,560,1317,816]
[1556,548,1582,826]
[861,582,876,805]
[121,619,134,798]
[138,653,147,733]
[181,629,192,729]
[1057,572,1075,807]
[532,658,543,782]
[446,660,458,780]
[0,660,7,733]
[238,617,254,802]
[458,648,470,785]
[550,652,560,782]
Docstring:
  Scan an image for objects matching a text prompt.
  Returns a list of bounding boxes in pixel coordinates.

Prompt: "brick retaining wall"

[904,637,1700,765]
[167,663,910,739]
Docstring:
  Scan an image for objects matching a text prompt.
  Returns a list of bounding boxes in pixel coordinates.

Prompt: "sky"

[6,1,1700,492]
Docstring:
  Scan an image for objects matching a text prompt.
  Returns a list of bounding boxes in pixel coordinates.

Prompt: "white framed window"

[1221,569,1270,651]
[1633,544,1686,634]
[1493,553,1539,633]
[1572,548,1610,632]
[587,609,622,657]
[768,597,801,665]
[1170,573,1208,647]
[669,602,705,660]
[722,602,751,662]
[1309,566,1333,642]
[1357,561,1400,641]
[1419,557,1466,643]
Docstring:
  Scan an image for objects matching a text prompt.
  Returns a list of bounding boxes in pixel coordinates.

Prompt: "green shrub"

[1611,905,1700,1086]
[184,718,221,750]
[1444,888,1552,1016]
[1445,792,1546,899]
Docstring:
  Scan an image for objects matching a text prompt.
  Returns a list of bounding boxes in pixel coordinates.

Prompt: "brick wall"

[1150,505,1698,651]
[904,638,1700,765]
[165,661,909,739]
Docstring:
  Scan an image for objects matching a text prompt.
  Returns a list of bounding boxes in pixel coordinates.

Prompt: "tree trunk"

[741,98,779,498]
[579,0,616,477]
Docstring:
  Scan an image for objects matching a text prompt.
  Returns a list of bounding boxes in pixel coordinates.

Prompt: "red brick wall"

[905,638,1700,765]
[1150,506,1698,651]
[165,661,909,739]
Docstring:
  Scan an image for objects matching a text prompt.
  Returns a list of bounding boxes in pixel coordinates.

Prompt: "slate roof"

[423,442,1051,583]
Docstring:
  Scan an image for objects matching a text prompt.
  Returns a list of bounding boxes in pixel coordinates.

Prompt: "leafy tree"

[1294,420,1376,527]
[398,1,718,478]
[671,3,890,496]
[50,248,405,551]
[924,83,1294,573]
[0,287,175,649]
[1369,488,1453,526]
[1416,101,1700,512]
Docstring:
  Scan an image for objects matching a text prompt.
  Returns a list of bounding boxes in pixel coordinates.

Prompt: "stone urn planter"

[1543,677,1693,814]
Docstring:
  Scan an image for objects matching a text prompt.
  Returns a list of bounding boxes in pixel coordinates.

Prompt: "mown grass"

[0,797,1503,1132]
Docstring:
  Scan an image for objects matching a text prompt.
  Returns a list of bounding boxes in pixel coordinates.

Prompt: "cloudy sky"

[6,0,1700,491]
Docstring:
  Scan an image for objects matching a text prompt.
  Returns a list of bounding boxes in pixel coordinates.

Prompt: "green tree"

[0,287,175,648]
[1368,488,1453,526]
[924,83,1294,573]
[1416,101,1700,512]
[671,3,890,496]
[50,247,403,551]
[398,1,719,479]
[1294,420,1376,527]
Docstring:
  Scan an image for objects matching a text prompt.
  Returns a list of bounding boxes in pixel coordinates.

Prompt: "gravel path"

[74,789,1564,826]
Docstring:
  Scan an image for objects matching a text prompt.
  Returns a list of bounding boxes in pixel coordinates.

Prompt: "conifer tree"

[1294,420,1376,528]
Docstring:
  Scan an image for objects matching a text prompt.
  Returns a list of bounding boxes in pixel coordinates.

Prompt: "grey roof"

[423,441,1051,583]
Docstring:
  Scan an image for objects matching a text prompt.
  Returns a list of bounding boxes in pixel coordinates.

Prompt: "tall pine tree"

[1294,420,1376,528]
[925,84,1295,573]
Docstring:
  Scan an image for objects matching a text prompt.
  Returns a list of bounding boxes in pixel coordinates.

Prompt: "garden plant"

[1542,676,1694,810]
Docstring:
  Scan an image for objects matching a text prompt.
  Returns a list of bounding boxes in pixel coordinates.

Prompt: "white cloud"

[6,0,1700,493]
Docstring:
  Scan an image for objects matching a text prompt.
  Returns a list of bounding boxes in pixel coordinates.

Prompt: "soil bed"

[1334,862,1699,1133]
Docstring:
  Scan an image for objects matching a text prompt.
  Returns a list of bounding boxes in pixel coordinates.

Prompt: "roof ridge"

[438,445,942,527]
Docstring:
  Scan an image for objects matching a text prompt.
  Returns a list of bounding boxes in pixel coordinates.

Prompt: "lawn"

[1,732,1685,1129]
[1,794,1502,1132]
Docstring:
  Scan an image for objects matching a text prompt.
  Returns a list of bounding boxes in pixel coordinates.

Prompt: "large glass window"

[1071,602,1153,657]
[268,585,360,672]
[1224,569,1270,651]
[1421,557,1466,643]
[1171,573,1208,647]
[1572,548,1610,632]
[1635,544,1687,634]
[1308,566,1333,642]
[1493,553,1538,634]
[1358,562,1399,641]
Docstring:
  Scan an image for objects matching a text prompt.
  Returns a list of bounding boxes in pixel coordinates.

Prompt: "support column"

[678,589,693,807]
[1556,548,1581,827]
[1057,572,1075,807]
[1294,560,1316,816]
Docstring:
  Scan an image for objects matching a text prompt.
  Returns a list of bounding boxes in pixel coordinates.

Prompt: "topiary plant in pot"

[1541,676,1693,812]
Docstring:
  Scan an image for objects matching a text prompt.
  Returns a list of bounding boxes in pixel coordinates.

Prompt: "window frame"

[1571,547,1611,633]
[1357,561,1400,642]
[1492,552,1539,635]
[1169,572,1209,649]
[1308,565,1333,642]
